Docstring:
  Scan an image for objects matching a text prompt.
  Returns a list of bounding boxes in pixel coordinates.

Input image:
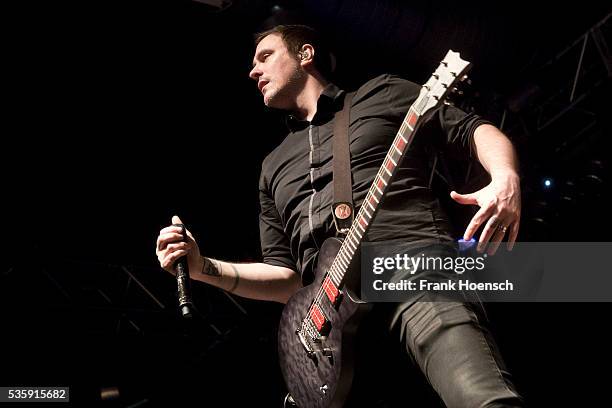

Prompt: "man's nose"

[249,66,261,81]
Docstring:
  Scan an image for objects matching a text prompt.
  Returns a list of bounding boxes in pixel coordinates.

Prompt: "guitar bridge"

[296,328,315,357]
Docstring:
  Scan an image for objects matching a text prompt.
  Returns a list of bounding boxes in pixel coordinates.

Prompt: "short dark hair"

[255,25,334,79]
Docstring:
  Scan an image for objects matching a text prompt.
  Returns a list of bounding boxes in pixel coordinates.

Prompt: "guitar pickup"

[322,276,342,307]
[309,304,331,336]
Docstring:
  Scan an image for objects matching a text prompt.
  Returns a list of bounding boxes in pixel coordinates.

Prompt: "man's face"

[249,34,305,109]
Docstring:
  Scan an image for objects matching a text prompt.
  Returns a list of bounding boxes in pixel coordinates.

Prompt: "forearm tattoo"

[201,256,221,277]
[228,263,240,293]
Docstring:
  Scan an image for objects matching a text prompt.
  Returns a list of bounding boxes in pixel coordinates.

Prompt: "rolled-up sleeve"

[258,170,298,272]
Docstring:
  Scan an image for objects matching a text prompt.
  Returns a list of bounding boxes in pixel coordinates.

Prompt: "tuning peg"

[451,87,464,95]
[461,75,472,85]
[444,101,454,106]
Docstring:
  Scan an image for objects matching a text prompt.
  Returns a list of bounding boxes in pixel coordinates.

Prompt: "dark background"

[1,1,611,407]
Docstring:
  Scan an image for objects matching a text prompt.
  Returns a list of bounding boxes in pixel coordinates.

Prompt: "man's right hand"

[156,215,201,276]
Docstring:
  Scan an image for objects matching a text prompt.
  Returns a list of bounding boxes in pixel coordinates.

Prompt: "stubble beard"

[264,64,306,110]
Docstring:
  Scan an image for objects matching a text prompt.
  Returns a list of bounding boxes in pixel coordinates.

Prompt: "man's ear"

[299,44,315,64]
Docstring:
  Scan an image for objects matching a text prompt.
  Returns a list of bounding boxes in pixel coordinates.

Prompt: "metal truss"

[500,12,610,149]
[4,257,250,349]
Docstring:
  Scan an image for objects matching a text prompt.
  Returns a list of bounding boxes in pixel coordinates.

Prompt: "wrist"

[190,255,205,279]
[200,256,222,278]
[490,169,519,183]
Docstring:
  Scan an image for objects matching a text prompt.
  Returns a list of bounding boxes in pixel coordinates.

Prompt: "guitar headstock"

[415,50,472,115]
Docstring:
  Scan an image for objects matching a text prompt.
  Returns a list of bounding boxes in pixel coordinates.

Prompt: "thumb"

[172,215,183,225]
[450,190,478,205]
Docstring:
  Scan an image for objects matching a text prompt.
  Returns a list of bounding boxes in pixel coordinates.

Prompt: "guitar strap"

[332,91,355,235]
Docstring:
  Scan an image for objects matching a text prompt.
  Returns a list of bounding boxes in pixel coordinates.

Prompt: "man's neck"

[293,76,328,122]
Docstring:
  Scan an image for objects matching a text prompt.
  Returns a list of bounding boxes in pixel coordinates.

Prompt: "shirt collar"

[285,82,345,132]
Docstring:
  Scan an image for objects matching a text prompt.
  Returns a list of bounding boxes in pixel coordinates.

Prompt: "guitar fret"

[409,109,419,125]
[353,227,363,239]
[337,251,349,266]
[389,148,402,163]
[384,166,393,177]
[331,271,341,287]
[366,199,376,211]
[339,252,350,267]
[330,264,341,280]
[359,215,368,228]
[370,193,380,204]
[405,110,418,130]
[344,244,354,258]
[330,262,341,276]
[337,256,348,270]
[385,159,395,172]
[396,135,407,151]
[346,239,356,252]
[394,145,402,155]
[388,155,397,166]
[404,119,414,131]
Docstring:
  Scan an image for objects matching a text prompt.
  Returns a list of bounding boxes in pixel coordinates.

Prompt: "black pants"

[346,297,523,407]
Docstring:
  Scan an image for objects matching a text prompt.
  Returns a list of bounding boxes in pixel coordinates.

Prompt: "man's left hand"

[450,172,521,254]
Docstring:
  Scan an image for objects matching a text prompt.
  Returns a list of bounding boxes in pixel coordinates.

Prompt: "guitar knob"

[319,384,329,395]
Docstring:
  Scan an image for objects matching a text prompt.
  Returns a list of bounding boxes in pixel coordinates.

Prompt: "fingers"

[160,248,189,272]
[507,220,519,251]
[156,232,184,254]
[156,218,195,254]
[487,224,508,255]
[159,225,184,236]
[477,216,497,251]
[450,190,478,205]
[463,204,494,240]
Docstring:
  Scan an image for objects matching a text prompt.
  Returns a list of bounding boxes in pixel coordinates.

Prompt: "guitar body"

[278,237,369,408]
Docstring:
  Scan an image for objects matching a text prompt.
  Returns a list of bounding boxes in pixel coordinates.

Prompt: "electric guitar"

[278,50,472,408]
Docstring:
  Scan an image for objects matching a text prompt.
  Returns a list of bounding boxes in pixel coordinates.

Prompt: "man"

[157,25,522,407]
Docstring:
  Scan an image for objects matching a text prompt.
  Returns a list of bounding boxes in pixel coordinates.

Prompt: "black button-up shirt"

[258,74,491,281]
